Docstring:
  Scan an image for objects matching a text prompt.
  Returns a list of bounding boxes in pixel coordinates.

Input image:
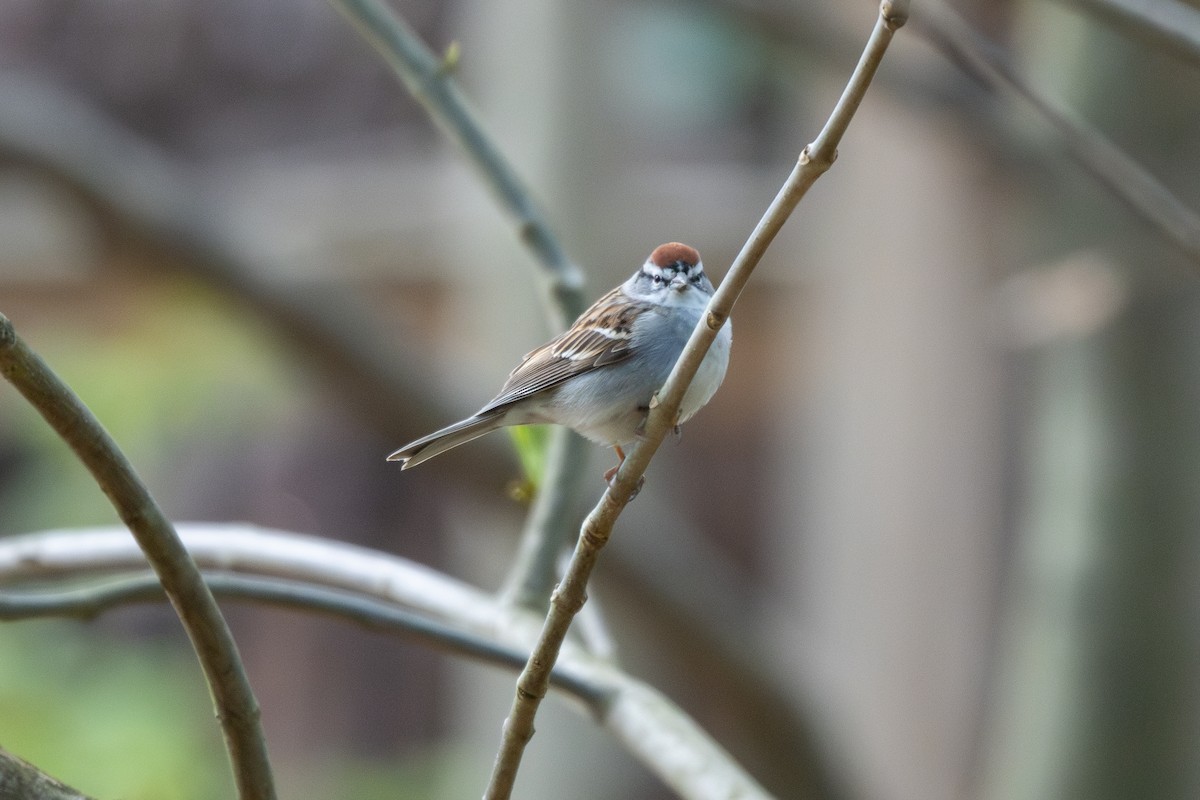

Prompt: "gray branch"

[0,525,770,800]
[0,572,607,707]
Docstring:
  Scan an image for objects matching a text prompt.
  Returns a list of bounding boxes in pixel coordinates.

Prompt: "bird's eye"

[652,274,664,285]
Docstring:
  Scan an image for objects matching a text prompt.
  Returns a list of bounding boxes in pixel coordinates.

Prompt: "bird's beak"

[669,276,688,291]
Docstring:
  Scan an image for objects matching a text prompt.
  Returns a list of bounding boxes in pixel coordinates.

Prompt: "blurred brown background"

[1,1,1199,799]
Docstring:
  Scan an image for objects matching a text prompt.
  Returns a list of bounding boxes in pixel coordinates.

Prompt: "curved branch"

[482,3,910,798]
[0,525,771,800]
[0,523,496,629]
[0,317,275,800]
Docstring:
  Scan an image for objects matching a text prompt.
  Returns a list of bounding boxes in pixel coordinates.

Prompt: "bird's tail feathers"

[386,413,504,470]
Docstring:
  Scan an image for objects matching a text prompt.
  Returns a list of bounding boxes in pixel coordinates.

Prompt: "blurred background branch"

[0,524,771,800]
[914,1,1200,266]
[0,571,608,706]
[1054,0,1200,67]
[327,0,585,325]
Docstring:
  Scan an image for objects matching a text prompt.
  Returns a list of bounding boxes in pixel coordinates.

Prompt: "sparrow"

[388,242,731,479]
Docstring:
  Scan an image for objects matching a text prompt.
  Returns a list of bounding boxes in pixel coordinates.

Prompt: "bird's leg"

[603,444,645,499]
[603,444,626,484]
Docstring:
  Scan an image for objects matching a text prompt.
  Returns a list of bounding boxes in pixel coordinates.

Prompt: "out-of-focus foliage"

[0,622,229,800]
[0,280,300,534]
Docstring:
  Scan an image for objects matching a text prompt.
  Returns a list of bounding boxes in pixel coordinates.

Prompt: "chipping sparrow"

[387,242,731,477]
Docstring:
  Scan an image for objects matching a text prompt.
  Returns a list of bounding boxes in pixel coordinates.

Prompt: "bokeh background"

[1,1,1199,799]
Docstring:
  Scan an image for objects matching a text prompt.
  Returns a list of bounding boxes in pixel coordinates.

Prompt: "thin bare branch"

[0,317,276,800]
[0,525,770,800]
[914,3,1200,266]
[482,3,909,798]
[1056,0,1200,68]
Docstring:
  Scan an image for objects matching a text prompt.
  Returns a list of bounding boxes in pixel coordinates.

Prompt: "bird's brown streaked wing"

[480,287,648,412]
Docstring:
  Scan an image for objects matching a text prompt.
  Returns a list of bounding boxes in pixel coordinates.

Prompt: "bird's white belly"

[540,317,731,446]
[679,322,731,423]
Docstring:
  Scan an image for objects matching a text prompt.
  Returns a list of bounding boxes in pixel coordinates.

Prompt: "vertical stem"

[501,428,590,609]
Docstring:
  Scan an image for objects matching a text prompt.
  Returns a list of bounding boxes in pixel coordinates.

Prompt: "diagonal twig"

[481,3,911,798]
[0,316,276,800]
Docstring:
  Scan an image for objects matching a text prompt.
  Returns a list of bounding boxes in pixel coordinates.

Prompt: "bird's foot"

[603,444,645,499]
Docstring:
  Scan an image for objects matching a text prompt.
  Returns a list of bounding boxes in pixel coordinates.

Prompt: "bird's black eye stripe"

[645,266,703,286]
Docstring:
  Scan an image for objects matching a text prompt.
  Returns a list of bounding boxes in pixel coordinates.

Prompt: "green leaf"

[506,425,550,488]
